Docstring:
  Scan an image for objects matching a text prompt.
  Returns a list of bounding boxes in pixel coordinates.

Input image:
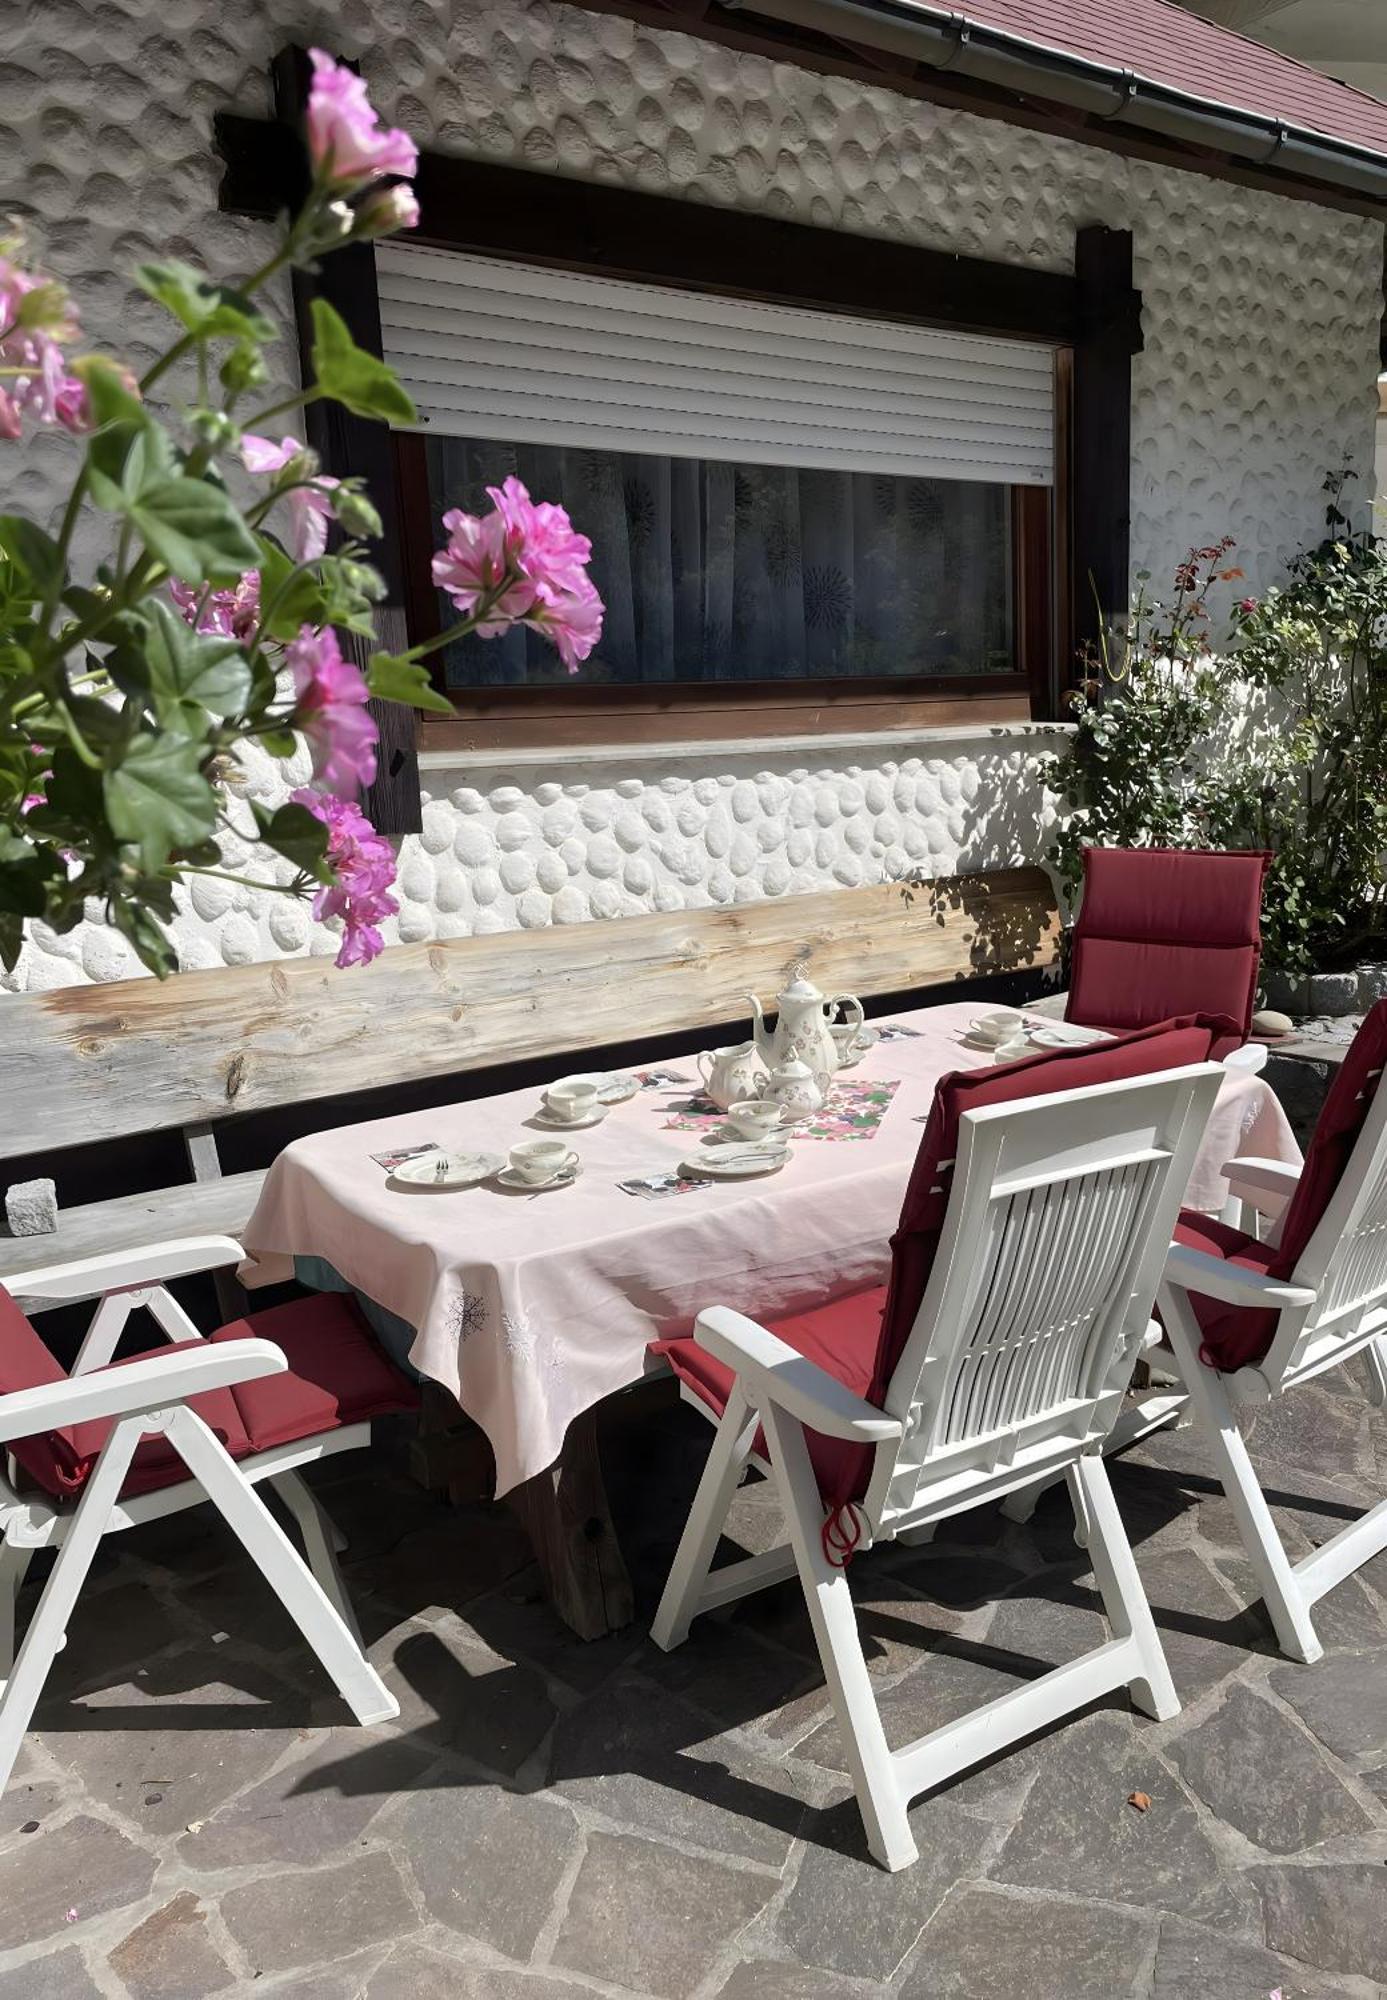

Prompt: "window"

[382,245,1057,741]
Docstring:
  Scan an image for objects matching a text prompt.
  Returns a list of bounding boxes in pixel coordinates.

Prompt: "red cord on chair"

[822,1501,866,1567]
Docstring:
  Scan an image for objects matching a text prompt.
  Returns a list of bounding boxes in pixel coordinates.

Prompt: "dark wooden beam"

[414,154,1080,342]
[1070,225,1139,673]
[220,50,422,837]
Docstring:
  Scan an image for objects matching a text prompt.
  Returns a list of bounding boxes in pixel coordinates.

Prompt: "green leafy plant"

[1047,478,1387,980]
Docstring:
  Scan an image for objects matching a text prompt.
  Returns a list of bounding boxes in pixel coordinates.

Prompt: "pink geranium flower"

[291,786,398,967]
[305,50,418,187]
[432,477,604,674]
[356,185,420,236]
[287,624,378,796]
[241,433,339,561]
[169,570,261,644]
[0,249,88,440]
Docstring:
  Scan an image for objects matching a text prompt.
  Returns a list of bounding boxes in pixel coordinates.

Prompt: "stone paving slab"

[0,1388,1383,1998]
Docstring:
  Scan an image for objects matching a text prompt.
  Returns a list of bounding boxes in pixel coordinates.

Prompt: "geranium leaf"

[0,515,65,598]
[126,477,260,585]
[104,735,217,872]
[254,800,329,873]
[111,599,253,726]
[135,261,276,344]
[367,650,453,714]
[309,299,415,425]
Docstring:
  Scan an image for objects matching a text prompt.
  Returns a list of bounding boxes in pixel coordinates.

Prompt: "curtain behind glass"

[425,438,1013,688]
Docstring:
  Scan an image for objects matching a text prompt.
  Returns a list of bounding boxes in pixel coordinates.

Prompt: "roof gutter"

[746,0,1387,204]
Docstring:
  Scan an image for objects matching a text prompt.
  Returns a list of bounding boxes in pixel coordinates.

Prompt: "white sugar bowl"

[763,1058,824,1123]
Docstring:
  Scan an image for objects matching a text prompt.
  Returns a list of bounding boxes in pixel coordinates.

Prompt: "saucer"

[391,1150,504,1190]
[566,1069,639,1105]
[496,1164,582,1192]
[682,1144,789,1180]
[534,1106,608,1130]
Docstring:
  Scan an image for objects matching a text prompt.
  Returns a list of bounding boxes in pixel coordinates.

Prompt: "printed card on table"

[370,1140,441,1173]
[618,1171,713,1200]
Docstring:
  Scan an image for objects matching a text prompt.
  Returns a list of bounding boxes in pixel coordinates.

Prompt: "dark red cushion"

[1067,847,1270,1058]
[655,1014,1220,1509]
[654,1286,887,1508]
[1171,1210,1279,1369]
[1172,997,1387,1371]
[875,1017,1221,1410]
[0,1288,418,1502]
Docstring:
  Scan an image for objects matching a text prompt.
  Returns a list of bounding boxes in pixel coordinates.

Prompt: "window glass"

[425,437,1015,688]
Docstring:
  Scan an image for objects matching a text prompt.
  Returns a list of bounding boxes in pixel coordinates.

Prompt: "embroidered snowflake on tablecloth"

[501,1309,566,1392]
[445,1292,489,1342]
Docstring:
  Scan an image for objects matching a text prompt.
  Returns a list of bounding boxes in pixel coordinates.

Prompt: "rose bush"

[0,51,601,975]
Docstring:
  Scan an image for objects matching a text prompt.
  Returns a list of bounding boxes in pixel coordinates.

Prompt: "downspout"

[753,0,1387,204]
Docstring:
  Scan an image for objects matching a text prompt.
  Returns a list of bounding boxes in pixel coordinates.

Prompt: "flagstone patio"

[1,1370,1383,2000]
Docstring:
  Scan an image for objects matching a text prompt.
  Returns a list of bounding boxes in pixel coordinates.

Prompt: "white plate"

[681,1145,789,1180]
[534,1106,609,1130]
[567,1069,639,1104]
[1027,1023,1114,1049]
[392,1150,504,1190]
[496,1164,582,1192]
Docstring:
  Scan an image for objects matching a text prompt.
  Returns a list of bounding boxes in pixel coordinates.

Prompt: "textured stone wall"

[0,0,1380,987]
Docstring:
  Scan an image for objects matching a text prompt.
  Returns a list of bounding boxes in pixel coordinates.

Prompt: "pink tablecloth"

[240,999,1300,1494]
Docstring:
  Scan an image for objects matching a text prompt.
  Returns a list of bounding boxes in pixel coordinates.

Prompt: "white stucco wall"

[0,0,1381,986]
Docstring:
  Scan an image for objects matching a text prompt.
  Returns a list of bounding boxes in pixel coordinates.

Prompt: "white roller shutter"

[375,244,1055,488]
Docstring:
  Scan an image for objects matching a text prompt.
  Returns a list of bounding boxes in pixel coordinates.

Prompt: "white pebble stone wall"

[0,0,1379,986]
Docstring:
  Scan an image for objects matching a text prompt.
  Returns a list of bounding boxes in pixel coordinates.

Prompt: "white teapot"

[696,1041,762,1112]
[763,1059,824,1123]
[748,969,863,1093]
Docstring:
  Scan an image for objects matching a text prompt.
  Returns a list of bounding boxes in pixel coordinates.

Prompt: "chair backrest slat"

[869,1063,1222,1525]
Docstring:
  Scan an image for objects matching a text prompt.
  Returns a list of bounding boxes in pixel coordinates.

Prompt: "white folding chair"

[0,1236,410,1794]
[1157,1091,1387,1665]
[652,1059,1223,1870]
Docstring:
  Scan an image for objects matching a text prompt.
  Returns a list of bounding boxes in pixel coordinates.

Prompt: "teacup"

[543,1078,602,1125]
[509,1139,579,1185]
[970,1009,1024,1045]
[727,1097,785,1142]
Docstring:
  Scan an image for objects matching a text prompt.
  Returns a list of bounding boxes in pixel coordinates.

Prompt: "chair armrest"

[1163,1243,1316,1310]
[0,1337,285,1444]
[12,1236,246,1303]
[1219,1156,1300,1218]
[1221,1042,1268,1075]
[694,1305,902,1444]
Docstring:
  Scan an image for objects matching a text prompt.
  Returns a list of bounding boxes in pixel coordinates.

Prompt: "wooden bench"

[0,867,1060,1634]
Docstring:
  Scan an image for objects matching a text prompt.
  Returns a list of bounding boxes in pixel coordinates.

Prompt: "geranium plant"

[0,50,601,975]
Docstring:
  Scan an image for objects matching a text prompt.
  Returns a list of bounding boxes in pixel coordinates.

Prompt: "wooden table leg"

[506,1405,635,1641]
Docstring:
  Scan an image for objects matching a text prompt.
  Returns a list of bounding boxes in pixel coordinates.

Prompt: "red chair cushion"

[0,1289,419,1503]
[1067,847,1270,1058]
[1171,1210,1279,1370]
[656,1015,1220,1510]
[654,1286,888,1509]
[1171,997,1387,1371]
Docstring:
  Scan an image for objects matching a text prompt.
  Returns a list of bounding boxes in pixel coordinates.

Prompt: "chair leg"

[0,1422,142,1795]
[651,1389,758,1652]
[1161,1292,1323,1665]
[269,1472,363,1648]
[1069,1453,1179,1720]
[760,1401,917,1873]
[165,1411,397,1725]
[1365,1333,1387,1411]
[0,1538,33,1681]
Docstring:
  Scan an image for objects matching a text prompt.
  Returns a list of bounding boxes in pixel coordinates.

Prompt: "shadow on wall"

[895,734,1062,978]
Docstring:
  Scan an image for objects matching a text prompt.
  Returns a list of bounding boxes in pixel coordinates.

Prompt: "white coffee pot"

[748,970,863,1093]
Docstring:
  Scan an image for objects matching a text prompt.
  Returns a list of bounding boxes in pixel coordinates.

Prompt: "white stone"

[419,801,454,854]
[613,812,646,851]
[189,874,235,923]
[397,902,434,943]
[516,889,552,928]
[219,915,260,965]
[551,885,590,924]
[590,881,623,919]
[398,853,435,903]
[586,834,622,879]
[433,862,468,913]
[79,928,136,983]
[623,855,655,895]
[499,850,537,894]
[495,810,534,852]
[471,866,502,907]
[453,823,494,868]
[450,787,486,814]
[268,901,311,951]
[535,851,567,893]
